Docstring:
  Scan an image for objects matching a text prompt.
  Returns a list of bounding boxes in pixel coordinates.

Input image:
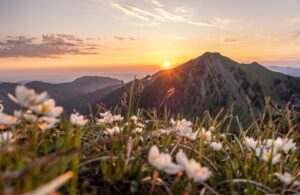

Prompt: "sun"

[163,60,171,69]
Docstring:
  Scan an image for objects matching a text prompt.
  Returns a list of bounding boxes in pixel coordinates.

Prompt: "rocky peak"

[202,52,222,58]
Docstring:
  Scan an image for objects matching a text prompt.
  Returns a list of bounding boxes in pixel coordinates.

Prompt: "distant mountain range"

[1,52,300,123]
[267,66,300,78]
[0,76,122,114]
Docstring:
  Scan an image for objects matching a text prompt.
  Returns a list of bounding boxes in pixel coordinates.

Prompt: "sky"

[0,0,300,82]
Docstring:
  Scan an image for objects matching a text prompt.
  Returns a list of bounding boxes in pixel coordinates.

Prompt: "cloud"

[153,7,213,27]
[112,2,214,27]
[151,0,163,7]
[167,35,183,41]
[0,34,99,58]
[221,38,239,44]
[292,30,300,38]
[174,6,188,14]
[112,3,165,22]
[213,17,236,30]
[114,36,140,41]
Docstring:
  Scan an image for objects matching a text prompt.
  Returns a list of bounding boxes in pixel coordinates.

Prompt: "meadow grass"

[0,84,300,195]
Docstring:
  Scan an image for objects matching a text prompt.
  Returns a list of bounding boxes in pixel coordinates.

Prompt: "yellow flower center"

[38,122,47,130]
[266,152,272,159]
[204,134,209,141]
[41,104,49,113]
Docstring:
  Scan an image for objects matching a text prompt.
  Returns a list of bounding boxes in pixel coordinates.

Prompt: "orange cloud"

[0,35,99,58]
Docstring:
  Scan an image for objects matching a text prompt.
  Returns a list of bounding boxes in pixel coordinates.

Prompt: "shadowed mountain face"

[0,76,122,114]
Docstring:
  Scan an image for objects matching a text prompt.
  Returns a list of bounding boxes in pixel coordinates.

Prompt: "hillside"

[61,84,122,115]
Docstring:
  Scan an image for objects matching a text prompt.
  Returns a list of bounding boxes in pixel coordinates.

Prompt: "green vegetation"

[0,84,300,195]
[222,55,300,105]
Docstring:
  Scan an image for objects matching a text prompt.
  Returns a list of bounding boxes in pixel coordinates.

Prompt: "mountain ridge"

[93,52,300,122]
[1,53,300,123]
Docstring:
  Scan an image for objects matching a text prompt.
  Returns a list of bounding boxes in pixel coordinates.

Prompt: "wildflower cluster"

[129,115,146,134]
[171,119,222,151]
[245,136,297,164]
[70,112,88,127]
[148,145,212,182]
[96,111,124,135]
[0,86,63,140]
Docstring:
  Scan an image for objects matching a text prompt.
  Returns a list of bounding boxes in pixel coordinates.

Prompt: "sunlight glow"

[163,60,171,69]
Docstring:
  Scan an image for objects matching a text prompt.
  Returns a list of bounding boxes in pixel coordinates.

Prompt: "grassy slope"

[221,56,300,105]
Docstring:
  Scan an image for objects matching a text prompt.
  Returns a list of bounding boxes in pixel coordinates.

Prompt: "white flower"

[148,145,182,175]
[14,110,38,122]
[210,142,222,151]
[187,159,212,182]
[136,122,145,128]
[130,115,138,123]
[292,180,300,187]
[256,148,281,164]
[37,116,60,131]
[175,151,188,165]
[170,118,176,126]
[0,131,13,143]
[220,133,226,139]
[177,127,212,142]
[281,139,296,154]
[0,112,18,126]
[98,112,112,124]
[100,111,111,118]
[8,85,48,108]
[98,111,124,124]
[245,137,259,150]
[105,126,123,135]
[31,99,63,117]
[113,114,124,121]
[176,150,212,182]
[154,129,172,135]
[133,127,143,134]
[264,138,284,153]
[200,128,212,144]
[98,117,112,124]
[0,103,4,112]
[275,172,293,185]
[70,113,88,127]
[171,119,193,132]
[264,138,296,154]
[178,129,199,140]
